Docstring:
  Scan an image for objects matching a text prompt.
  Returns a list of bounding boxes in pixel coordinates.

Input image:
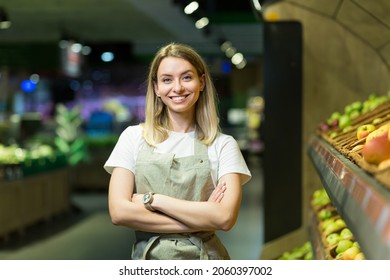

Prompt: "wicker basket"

[319,102,390,189]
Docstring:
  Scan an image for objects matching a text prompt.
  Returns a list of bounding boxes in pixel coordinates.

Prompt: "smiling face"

[154,57,204,119]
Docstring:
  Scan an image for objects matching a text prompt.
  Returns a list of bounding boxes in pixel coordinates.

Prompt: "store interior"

[1,0,390,260]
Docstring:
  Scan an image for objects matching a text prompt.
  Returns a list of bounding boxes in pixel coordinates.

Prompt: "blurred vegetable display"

[0,142,67,180]
[54,103,89,166]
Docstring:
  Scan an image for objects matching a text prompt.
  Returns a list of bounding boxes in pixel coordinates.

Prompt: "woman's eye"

[162,78,171,83]
[183,75,192,81]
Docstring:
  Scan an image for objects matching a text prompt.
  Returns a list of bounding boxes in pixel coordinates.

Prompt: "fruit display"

[0,142,67,180]
[317,92,390,189]
[278,241,313,260]
[0,102,89,180]
[311,188,366,260]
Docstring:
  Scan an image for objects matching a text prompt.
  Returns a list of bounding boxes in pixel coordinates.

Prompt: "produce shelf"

[308,136,390,259]
[308,208,327,260]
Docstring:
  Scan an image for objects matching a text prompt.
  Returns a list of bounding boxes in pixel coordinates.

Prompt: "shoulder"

[115,124,145,149]
[121,124,143,136]
[208,132,242,158]
[211,132,239,150]
[210,132,252,185]
[118,124,143,140]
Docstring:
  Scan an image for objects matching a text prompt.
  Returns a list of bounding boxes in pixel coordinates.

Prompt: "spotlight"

[0,7,11,29]
[184,1,199,15]
[195,17,209,29]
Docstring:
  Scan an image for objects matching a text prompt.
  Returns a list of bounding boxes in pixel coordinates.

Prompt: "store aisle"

[0,155,263,260]
[219,154,264,259]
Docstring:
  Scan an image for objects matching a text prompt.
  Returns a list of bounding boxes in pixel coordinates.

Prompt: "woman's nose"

[173,80,184,92]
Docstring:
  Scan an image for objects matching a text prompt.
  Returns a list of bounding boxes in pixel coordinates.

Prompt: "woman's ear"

[200,74,205,91]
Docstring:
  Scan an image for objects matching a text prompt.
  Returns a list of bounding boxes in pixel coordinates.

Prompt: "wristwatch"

[143,192,155,211]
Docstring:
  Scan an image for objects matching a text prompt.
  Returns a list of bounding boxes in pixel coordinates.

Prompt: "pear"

[336,239,353,254]
[340,228,353,239]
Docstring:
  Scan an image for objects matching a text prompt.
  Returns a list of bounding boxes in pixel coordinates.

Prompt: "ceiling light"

[101,52,114,62]
[71,43,83,53]
[251,0,262,11]
[231,52,244,65]
[195,17,209,29]
[0,7,11,29]
[225,46,236,58]
[81,46,91,55]
[184,1,199,15]
[235,59,247,70]
[220,41,233,52]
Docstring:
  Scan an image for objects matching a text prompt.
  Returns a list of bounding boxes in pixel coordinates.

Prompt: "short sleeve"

[216,134,252,185]
[103,125,143,174]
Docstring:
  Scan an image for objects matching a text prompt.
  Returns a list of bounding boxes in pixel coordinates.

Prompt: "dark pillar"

[263,21,303,242]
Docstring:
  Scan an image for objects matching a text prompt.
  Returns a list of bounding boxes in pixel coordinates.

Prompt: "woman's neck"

[169,122,196,133]
[168,116,195,133]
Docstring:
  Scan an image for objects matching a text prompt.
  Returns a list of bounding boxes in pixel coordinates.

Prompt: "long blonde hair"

[142,42,220,146]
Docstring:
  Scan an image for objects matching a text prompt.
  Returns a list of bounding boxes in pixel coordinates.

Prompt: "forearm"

[152,197,230,231]
[109,197,199,233]
[151,174,242,231]
[108,167,198,233]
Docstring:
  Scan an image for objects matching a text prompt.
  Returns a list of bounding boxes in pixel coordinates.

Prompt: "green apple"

[313,189,324,199]
[350,101,363,111]
[312,190,331,207]
[354,252,365,260]
[372,117,383,125]
[334,218,346,228]
[304,251,313,260]
[336,239,353,254]
[352,241,360,249]
[318,209,333,220]
[356,124,376,140]
[335,252,344,260]
[349,109,360,120]
[324,222,342,235]
[340,228,353,239]
[329,131,338,139]
[338,114,351,129]
[342,246,361,260]
[321,218,335,231]
[344,104,353,115]
[326,233,341,246]
[327,111,341,125]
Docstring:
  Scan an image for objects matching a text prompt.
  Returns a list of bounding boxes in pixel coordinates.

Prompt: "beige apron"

[132,137,230,260]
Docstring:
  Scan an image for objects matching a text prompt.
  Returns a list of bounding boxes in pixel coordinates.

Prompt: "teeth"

[171,96,186,101]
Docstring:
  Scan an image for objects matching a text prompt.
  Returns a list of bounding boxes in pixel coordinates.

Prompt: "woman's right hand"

[208,182,226,203]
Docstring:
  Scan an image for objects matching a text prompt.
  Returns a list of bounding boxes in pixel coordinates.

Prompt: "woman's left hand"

[208,181,226,203]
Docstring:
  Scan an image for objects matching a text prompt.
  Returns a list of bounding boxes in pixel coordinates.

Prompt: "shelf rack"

[308,208,327,260]
[308,136,390,259]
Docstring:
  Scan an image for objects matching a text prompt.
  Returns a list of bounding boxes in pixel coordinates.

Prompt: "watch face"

[143,193,151,203]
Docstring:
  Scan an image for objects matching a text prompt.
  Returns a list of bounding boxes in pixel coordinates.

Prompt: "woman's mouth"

[169,95,189,102]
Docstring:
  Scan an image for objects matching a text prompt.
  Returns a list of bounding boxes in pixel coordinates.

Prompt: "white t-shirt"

[104,125,252,186]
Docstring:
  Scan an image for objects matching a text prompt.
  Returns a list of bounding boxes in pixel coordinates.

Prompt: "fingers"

[208,182,227,203]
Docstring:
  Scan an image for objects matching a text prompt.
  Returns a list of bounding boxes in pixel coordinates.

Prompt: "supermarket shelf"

[308,209,326,260]
[308,136,390,260]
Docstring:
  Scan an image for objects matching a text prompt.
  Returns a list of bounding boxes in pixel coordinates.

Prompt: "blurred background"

[1,0,390,260]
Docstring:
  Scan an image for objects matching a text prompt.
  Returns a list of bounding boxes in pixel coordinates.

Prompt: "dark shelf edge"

[308,135,390,260]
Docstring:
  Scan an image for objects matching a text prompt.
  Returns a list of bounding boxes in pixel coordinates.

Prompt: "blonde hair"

[142,42,220,146]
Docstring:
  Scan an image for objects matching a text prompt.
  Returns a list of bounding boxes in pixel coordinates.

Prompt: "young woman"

[104,42,251,260]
